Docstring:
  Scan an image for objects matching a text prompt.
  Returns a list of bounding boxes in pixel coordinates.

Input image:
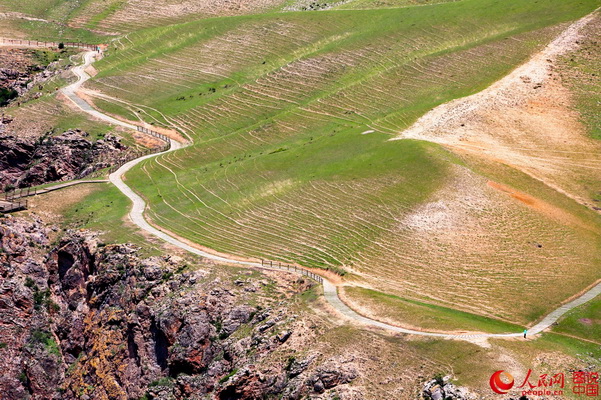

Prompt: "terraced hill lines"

[0,0,297,39]
[334,0,458,9]
[71,0,297,34]
[75,0,601,325]
[90,9,573,140]
[0,0,470,42]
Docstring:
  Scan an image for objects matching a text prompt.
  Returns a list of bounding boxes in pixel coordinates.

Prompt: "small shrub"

[149,377,173,388]
[30,329,61,357]
[219,369,238,384]
[268,147,287,155]
[33,288,49,308]
[212,318,223,333]
[433,373,445,386]
[0,88,18,106]
[48,300,60,312]
[285,356,296,371]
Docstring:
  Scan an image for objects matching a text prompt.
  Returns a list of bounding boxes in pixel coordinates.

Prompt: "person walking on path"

[523,329,528,339]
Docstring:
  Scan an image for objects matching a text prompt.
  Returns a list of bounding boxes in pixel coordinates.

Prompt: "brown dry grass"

[348,163,601,324]
[69,0,289,33]
[22,183,102,223]
[397,12,601,209]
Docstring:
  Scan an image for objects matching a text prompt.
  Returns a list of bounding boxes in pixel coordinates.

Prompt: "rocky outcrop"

[0,215,61,399]
[422,376,478,400]
[0,215,359,399]
[0,129,126,190]
[0,48,67,105]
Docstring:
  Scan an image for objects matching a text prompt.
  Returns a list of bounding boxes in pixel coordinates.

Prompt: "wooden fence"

[260,259,324,283]
[0,37,98,50]
[0,198,28,213]
[136,126,170,143]
[101,142,171,175]
[4,186,37,201]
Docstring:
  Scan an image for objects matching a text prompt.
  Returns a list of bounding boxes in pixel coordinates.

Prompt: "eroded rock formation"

[0,129,126,190]
[0,215,358,399]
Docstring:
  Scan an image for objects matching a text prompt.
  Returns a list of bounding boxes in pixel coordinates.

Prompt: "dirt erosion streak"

[395,11,599,141]
[57,33,600,339]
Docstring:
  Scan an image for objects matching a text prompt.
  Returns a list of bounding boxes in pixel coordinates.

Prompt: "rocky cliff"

[0,47,67,106]
[0,215,358,399]
[0,130,127,191]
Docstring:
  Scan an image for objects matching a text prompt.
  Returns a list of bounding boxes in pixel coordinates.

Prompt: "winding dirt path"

[52,30,601,340]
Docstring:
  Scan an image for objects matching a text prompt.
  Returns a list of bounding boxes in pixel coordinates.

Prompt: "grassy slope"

[82,0,601,322]
[557,14,601,141]
[0,0,111,43]
[342,286,524,333]
[335,0,460,9]
[553,296,601,344]
[62,184,163,256]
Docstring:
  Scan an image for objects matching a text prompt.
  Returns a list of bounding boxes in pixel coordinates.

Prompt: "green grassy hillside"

[72,0,601,324]
[0,0,467,39]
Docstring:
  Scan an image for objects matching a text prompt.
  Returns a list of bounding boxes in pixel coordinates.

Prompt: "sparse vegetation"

[30,329,61,358]
[148,377,174,388]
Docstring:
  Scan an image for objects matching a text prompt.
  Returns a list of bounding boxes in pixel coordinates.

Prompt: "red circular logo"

[490,370,514,394]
